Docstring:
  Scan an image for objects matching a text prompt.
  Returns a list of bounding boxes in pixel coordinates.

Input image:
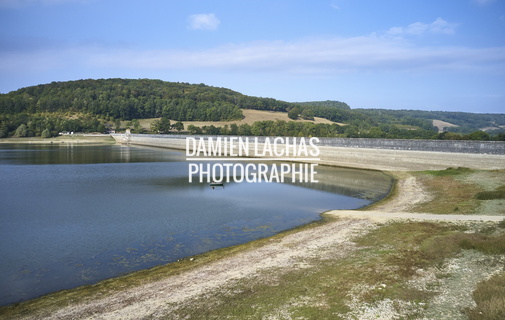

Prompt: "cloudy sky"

[1,0,504,113]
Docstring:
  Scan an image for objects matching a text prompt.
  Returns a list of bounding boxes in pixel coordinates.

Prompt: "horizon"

[1,0,504,113]
[2,77,505,115]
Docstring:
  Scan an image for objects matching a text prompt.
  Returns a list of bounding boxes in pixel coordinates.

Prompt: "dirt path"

[329,172,503,222]
[329,210,505,223]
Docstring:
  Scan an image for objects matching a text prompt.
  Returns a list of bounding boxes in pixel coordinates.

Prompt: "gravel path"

[329,210,505,222]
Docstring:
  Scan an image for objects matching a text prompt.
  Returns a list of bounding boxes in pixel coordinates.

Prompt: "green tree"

[97,123,106,133]
[41,128,51,138]
[0,121,8,138]
[131,119,143,133]
[300,108,315,120]
[238,123,252,135]
[465,131,490,141]
[14,124,27,137]
[187,124,202,134]
[230,123,239,135]
[151,117,171,133]
[436,131,462,140]
[288,107,301,120]
[344,125,359,138]
[172,121,184,132]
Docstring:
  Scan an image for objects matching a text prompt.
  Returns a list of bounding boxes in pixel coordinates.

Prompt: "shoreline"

[0,135,116,144]
[2,168,503,319]
[1,139,504,319]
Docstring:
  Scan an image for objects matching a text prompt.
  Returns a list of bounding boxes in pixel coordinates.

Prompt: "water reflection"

[0,143,185,164]
[120,144,130,162]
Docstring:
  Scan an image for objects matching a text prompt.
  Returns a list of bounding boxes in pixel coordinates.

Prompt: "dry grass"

[413,169,484,214]
[432,119,459,133]
[466,272,505,320]
[132,109,340,131]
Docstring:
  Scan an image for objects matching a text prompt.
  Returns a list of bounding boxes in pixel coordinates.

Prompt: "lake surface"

[0,143,392,306]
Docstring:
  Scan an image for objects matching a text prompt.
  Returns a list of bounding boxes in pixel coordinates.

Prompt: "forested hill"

[0,78,503,139]
[355,108,505,134]
[0,78,359,122]
[1,79,248,121]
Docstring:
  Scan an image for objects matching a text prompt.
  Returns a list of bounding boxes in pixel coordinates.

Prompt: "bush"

[424,167,473,176]
[459,234,505,255]
[475,186,505,200]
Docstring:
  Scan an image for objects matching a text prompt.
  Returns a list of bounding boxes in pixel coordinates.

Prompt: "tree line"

[1,78,503,140]
[0,113,110,138]
[184,120,504,140]
[184,120,436,139]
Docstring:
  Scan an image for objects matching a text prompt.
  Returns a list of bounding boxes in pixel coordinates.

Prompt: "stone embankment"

[112,134,505,171]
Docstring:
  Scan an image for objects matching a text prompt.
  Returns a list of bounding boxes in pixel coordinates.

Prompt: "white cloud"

[188,13,220,31]
[2,24,503,82]
[81,35,505,75]
[330,2,340,10]
[388,18,458,36]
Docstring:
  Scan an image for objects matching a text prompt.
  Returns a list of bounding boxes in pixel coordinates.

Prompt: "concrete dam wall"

[111,134,505,171]
[317,138,505,155]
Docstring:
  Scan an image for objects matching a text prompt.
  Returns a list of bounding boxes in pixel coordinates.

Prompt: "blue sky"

[1,0,504,113]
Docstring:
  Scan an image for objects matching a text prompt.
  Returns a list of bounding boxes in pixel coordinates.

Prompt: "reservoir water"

[0,143,392,306]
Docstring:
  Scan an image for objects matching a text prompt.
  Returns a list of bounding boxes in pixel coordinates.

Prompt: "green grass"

[413,170,483,214]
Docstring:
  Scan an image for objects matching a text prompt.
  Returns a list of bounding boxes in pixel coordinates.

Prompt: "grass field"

[132,109,340,132]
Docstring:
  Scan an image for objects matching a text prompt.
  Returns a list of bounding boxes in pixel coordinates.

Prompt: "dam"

[111,134,505,171]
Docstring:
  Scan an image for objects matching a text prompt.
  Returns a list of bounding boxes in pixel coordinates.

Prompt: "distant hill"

[0,79,360,123]
[0,79,503,139]
[354,108,505,134]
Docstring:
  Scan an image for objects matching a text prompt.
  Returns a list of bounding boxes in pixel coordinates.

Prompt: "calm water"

[0,143,392,306]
